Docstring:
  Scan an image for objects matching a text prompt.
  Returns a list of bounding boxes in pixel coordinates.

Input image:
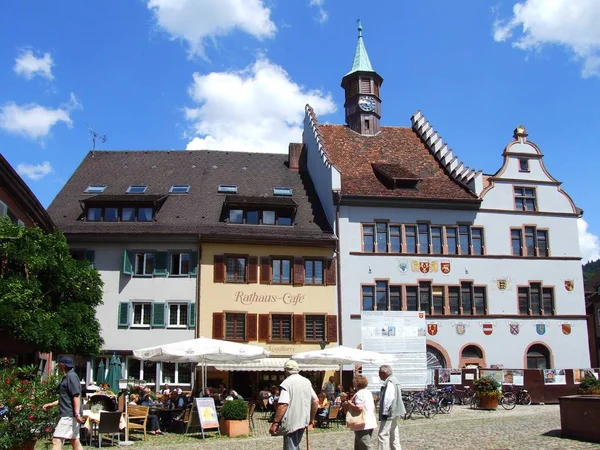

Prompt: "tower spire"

[347,18,373,75]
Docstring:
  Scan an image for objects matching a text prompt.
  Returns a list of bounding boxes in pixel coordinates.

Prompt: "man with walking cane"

[269,360,319,449]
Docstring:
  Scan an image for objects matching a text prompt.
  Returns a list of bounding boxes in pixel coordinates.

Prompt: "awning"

[210,357,339,372]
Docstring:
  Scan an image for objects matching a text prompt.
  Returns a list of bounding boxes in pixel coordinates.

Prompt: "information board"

[361,311,427,390]
[186,397,220,438]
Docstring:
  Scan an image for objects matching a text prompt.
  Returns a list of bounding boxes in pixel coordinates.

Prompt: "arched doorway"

[526,344,551,369]
[459,344,485,368]
[427,345,447,370]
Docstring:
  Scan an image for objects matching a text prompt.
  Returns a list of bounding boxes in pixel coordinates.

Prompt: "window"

[527,344,550,369]
[218,185,238,193]
[474,287,486,314]
[519,159,529,172]
[134,253,154,276]
[305,315,325,341]
[127,185,148,194]
[304,260,324,285]
[363,225,375,252]
[406,287,418,311]
[246,210,259,225]
[471,228,484,255]
[85,185,107,193]
[376,223,388,252]
[225,313,246,340]
[405,226,417,253]
[226,257,246,282]
[390,286,401,311]
[132,303,151,326]
[122,207,136,222]
[229,209,243,224]
[446,228,457,255]
[277,211,293,226]
[272,258,292,284]
[537,230,549,257]
[513,226,549,257]
[362,286,375,311]
[169,185,190,194]
[390,226,401,252]
[87,208,102,221]
[418,224,430,254]
[169,304,188,327]
[138,208,154,221]
[432,286,444,315]
[515,187,537,211]
[419,282,431,313]
[449,287,460,315]
[104,207,119,222]
[263,211,275,225]
[459,225,470,255]
[273,187,293,196]
[431,227,442,254]
[447,283,485,315]
[511,229,523,256]
[271,315,292,341]
[519,283,554,315]
[461,282,473,315]
[462,345,483,359]
[170,253,190,276]
[376,281,388,311]
[160,362,193,385]
[162,362,175,384]
[85,206,155,222]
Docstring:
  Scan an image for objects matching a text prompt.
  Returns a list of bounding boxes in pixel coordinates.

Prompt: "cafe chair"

[126,405,149,441]
[172,406,192,433]
[95,411,122,447]
[319,406,340,428]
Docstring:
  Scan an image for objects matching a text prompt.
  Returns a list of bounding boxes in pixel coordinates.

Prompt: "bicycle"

[504,385,531,405]
[454,386,474,405]
[499,390,516,410]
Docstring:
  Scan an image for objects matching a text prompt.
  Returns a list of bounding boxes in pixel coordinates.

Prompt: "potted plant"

[0,357,60,450]
[578,376,600,395]
[473,375,501,410]
[219,399,249,437]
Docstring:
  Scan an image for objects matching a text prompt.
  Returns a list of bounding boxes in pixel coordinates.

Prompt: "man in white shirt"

[377,365,406,450]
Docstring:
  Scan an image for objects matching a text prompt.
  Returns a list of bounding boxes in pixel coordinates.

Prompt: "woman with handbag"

[345,375,377,450]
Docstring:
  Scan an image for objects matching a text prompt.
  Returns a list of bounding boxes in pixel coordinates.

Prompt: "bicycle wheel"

[470,396,480,409]
[423,404,434,418]
[403,401,415,420]
[501,393,516,410]
[520,393,532,406]
[462,394,473,405]
[439,399,453,414]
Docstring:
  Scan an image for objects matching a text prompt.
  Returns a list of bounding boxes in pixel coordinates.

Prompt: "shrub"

[578,376,600,395]
[220,399,248,421]
[474,376,502,398]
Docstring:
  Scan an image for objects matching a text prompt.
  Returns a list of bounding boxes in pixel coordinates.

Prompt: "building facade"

[301,25,589,370]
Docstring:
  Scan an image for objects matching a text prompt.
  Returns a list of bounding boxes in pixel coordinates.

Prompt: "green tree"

[0,218,103,355]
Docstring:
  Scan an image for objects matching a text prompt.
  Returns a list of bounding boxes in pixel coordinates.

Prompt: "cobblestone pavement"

[75,405,600,449]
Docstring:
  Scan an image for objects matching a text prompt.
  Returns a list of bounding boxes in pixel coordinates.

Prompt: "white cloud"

[147,0,276,57]
[184,57,336,153]
[0,93,81,141]
[492,0,600,77]
[578,218,600,263]
[309,0,328,24]
[14,49,54,80]
[16,161,53,181]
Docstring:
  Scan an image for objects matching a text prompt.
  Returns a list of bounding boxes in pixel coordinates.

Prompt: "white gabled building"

[301,24,589,370]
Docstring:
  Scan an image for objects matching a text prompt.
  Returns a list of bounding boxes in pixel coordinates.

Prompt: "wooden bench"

[127,405,149,440]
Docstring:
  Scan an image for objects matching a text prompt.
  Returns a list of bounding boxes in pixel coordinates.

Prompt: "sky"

[0,0,598,262]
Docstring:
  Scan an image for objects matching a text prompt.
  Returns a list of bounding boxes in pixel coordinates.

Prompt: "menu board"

[361,311,427,390]
[187,397,220,437]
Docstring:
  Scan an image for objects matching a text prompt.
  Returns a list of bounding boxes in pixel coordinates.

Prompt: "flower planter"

[559,395,600,443]
[220,418,249,437]
[477,395,498,410]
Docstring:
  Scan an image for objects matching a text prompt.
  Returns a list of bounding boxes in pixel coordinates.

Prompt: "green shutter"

[85,250,96,269]
[118,302,130,328]
[189,252,198,277]
[188,303,196,329]
[153,252,169,277]
[122,250,133,275]
[152,303,166,328]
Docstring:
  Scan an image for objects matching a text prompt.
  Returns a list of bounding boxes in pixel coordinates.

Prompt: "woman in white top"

[345,375,377,450]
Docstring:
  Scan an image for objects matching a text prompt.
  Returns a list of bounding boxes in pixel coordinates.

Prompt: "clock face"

[358,96,376,112]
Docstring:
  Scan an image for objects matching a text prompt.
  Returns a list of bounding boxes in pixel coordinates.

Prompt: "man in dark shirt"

[42,356,86,450]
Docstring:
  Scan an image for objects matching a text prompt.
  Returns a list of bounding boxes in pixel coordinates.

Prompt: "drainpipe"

[335,192,343,345]
[195,235,202,339]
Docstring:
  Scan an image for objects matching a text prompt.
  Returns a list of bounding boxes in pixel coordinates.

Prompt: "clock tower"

[341,20,383,135]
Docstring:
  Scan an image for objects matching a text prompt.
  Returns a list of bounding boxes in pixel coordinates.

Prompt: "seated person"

[173,385,183,395]
[315,393,329,426]
[229,390,244,401]
[168,391,185,408]
[333,392,347,408]
[141,393,156,408]
[130,394,163,435]
[259,385,271,399]
[161,384,171,396]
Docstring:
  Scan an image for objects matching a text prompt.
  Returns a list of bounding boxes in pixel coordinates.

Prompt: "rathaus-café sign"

[234,291,305,306]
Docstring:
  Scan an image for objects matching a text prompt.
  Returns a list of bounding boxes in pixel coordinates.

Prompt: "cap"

[284,360,300,371]
[58,356,74,368]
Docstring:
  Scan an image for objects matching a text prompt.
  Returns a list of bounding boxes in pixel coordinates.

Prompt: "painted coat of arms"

[440,261,451,274]
[411,260,438,273]
[456,323,466,335]
[562,323,572,335]
[509,323,519,335]
[397,259,409,274]
[427,323,438,336]
[564,280,574,292]
[536,323,546,335]
[482,323,493,336]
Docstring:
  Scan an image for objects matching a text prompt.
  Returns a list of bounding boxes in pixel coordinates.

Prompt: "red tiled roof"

[317,124,479,202]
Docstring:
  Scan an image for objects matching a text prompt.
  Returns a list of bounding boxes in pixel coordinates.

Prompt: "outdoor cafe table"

[150,407,184,429]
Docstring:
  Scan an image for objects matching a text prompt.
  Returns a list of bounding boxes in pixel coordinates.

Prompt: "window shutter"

[258,314,270,341]
[118,302,130,328]
[85,250,96,269]
[326,315,338,343]
[325,258,337,286]
[189,252,199,277]
[151,303,166,328]
[213,255,224,282]
[212,312,224,339]
[293,257,304,286]
[260,257,271,284]
[122,250,133,275]
[293,314,304,342]
[153,252,169,277]
[248,256,258,284]
[247,313,258,341]
[188,303,196,329]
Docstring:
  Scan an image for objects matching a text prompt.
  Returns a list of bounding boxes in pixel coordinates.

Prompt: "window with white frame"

[132,303,151,326]
[126,358,157,385]
[135,253,154,276]
[170,253,190,276]
[161,362,193,385]
[169,303,188,327]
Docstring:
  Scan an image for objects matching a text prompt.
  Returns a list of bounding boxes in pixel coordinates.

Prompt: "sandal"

[149,431,156,435]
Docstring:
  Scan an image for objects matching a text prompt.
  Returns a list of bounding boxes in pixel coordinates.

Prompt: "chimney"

[288,143,306,171]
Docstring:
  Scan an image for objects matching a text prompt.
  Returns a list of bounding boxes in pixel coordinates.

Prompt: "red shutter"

[247,314,257,341]
[293,314,305,342]
[248,256,258,284]
[326,315,338,343]
[325,258,337,286]
[213,255,224,283]
[212,312,224,339]
[258,314,270,341]
[260,257,271,284]
[293,257,304,286]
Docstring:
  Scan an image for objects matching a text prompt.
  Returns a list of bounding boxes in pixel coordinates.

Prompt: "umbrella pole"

[340,363,343,390]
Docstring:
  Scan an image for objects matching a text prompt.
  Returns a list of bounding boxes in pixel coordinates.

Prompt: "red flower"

[5,378,10,384]
[45,427,50,433]
[28,415,34,420]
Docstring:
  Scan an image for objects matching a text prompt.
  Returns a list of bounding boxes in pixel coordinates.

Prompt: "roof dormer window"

[218,185,238,194]
[85,185,107,194]
[127,185,147,194]
[169,185,190,194]
[273,187,293,196]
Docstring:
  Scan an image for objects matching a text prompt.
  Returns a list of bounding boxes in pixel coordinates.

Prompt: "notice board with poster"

[361,311,427,390]
[186,397,221,438]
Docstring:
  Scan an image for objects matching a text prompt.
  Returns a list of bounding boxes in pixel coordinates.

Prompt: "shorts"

[53,417,80,440]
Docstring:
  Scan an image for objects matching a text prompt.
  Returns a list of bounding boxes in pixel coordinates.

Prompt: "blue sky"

[1,0,599,261]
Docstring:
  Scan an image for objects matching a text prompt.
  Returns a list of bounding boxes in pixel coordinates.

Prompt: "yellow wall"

[200,243,336,356]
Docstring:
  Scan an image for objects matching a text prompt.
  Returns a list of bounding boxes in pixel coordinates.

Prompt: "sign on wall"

[361,311,427,390]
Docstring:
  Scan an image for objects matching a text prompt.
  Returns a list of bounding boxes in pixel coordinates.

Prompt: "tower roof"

[346,20,374,75]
